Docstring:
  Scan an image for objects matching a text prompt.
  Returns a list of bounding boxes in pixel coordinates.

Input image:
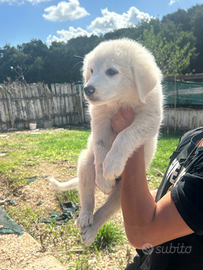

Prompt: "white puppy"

[50,38,163,245]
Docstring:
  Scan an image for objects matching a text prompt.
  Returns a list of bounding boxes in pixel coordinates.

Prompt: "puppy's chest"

[89,105,116,119]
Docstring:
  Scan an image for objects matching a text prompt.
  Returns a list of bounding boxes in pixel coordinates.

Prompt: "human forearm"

[121,145,157,247]
[121,145,193,248]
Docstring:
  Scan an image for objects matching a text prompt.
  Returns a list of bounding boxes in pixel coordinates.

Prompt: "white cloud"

[47,6,153,44]
[88,7,152,33]
[47,26,94,44]
[0,0,50,5]
[43,0,89,22]
[169,0,179,5]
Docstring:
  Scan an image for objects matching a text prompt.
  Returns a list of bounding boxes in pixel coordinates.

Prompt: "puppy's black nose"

[83,85,95,96]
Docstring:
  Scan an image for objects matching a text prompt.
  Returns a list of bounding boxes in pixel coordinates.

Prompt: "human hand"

[111,107,135,134]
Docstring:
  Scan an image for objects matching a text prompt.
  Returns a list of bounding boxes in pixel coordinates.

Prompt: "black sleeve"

[171,172,203,235]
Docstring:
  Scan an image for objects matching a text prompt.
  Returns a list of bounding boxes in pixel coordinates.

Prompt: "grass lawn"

[0,127,181,269]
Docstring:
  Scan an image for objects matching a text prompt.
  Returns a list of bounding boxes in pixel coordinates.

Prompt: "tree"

[162,9,191,32]
[162,4,203,73]
[18,39,48,82]
[189,5,203,73]
[0,44,28,82]
[138,26,196,75]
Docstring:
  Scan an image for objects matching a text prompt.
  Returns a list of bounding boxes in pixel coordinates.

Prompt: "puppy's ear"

[132,66,158,103]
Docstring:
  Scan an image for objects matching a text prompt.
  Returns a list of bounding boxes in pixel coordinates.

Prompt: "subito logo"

[142,243,154,255]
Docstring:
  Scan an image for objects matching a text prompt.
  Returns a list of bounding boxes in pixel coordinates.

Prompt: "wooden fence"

[0,82,203,132]
[163,108,203,132]
[0,82,89,132]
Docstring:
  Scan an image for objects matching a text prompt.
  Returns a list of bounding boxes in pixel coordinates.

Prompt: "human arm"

[150,190,157,200]
[121,147,193,248]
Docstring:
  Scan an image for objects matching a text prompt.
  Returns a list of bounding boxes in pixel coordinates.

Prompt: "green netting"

[0,207,24,235]
[163,81,203,107]
[76,81,203,107]
[39,201,79,225]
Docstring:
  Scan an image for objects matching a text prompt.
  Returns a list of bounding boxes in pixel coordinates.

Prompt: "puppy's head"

[82,38,162,106]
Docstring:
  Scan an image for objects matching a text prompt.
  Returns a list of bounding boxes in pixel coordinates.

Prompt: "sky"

[0,0,202,48]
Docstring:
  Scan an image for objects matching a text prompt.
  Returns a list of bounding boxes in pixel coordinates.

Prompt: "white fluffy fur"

[50,38,163,245]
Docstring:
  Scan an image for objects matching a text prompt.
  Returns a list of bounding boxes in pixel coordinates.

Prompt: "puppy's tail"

[49,176,79,191]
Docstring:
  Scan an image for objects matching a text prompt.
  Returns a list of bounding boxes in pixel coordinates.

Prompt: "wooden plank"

[28,97,36,122]
[38,83,44,96]
[21,84,29,126]
[8,83,16,99]
[17,84,24,120]
[43,84,52,123]
[7,95,14,127]
[2,95,9,125]
[55,84,62,126]
[30,84,38,122]
[66,83,72,95]
[43,85,51,124]
[66,83,73,124]
[15,84,22,124]
[69,85,74,113]
[52,84,59,126]
[0,99,6,122]
[36,84,44,120]
[60,85,66,125]
[68,85,74,123]
[63,84,70,124]
[59,84,64,125]
[0,86,3,99]
[51,84,56,94]
[35,84,41,120]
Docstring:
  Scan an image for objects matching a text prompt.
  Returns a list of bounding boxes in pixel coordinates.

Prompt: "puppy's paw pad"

[76,212,93,229]
[103,158,123,181]
[96,175,115,194]
[81,226,97,246]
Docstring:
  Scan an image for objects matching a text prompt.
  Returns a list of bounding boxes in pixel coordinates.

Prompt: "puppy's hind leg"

[81,180,121,245]
[76,147,96,229]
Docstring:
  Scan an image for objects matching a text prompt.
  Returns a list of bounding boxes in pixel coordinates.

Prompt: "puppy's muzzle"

[84,85,95,96]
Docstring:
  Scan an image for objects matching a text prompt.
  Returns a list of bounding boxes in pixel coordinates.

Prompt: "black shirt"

[137,127,203,270]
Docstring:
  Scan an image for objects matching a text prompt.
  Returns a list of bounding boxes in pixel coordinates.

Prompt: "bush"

[92,222,124,252]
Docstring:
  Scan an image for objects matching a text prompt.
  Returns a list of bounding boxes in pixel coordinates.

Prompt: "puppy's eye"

[90,68,93,74]
[106,68,118,76]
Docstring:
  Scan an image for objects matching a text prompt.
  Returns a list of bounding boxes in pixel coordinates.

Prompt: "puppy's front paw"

[80,225,98,246]
[103,155,124,181]
[76,212,93,229]
[96,174,115,194]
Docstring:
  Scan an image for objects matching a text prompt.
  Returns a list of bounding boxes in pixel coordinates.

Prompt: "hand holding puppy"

[111,107,135,134]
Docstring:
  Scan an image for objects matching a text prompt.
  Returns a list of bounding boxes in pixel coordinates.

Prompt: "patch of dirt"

[2,168,135,269]
[0,232,66,270]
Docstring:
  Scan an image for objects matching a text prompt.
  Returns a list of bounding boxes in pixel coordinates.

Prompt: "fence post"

[6,87,14,128]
